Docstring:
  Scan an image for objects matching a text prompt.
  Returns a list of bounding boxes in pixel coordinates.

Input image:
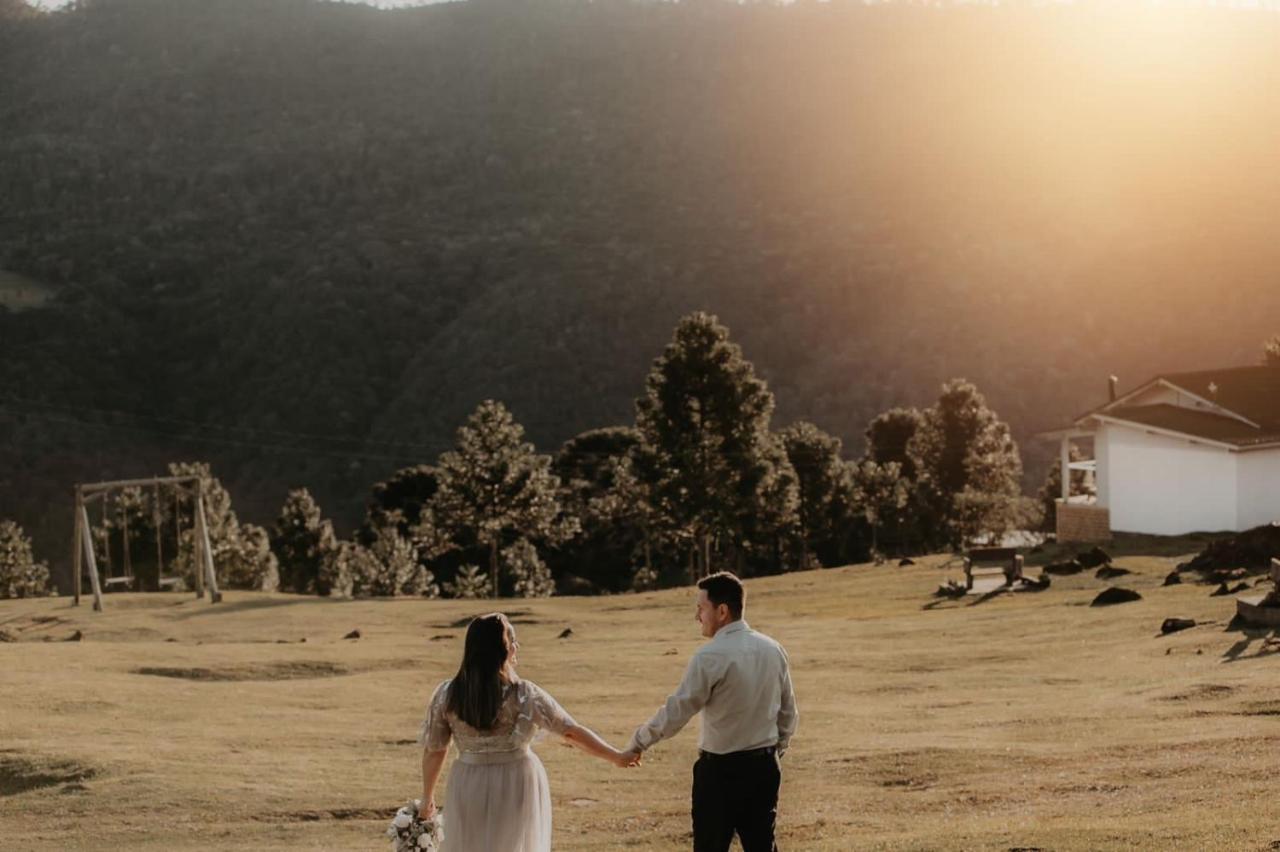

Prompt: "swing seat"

[103,576,134,592]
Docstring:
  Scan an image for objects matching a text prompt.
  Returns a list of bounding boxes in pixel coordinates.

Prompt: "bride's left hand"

[612,748,642,768]
[418,799,437,820]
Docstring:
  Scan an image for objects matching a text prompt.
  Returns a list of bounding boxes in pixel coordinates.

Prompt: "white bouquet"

[386,800,444,852]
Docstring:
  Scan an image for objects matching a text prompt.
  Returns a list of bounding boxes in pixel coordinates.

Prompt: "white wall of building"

[1099,423,1239,534]
[1237,448,1280,529]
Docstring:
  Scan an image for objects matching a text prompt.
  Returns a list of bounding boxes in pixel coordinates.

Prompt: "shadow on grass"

[173,596,325,619]
[1220,618,1280,663]
[1023,531,1233,568]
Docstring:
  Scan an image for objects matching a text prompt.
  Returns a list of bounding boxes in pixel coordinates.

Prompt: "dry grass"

[3,548,1279,851]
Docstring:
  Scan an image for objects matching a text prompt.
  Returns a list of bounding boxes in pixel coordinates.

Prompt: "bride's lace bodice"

[418,678,577,755]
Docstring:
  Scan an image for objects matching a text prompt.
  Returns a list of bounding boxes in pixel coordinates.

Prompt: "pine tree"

[221,523,280,592]
[348,523,438,598]
[168,462,277,590]
[586,454,664,590]
[735,433,799,574]
[445,564,492,599]
[430,400,576,597]
[851,460,909,556]
[503,538,554,598]
[635,312,778,579]
[0,520,51,599]
[781,422,846,569]
[551,427,644,592]
[365,465,440,538]
[864,407,924,480]
[908,380,1023,547]
[271,488,338,594]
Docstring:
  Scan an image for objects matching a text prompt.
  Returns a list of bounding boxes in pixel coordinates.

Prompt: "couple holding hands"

[417,572,799,852]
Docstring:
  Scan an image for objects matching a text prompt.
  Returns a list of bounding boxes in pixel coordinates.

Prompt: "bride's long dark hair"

[446,613,513,730]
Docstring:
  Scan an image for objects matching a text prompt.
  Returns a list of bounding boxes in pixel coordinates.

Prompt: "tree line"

[3,313,1033,599]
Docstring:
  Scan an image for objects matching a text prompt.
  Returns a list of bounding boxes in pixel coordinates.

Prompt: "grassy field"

[3,548,1280,851]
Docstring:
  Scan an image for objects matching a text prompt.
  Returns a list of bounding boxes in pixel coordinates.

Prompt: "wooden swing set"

[72,474,223,612]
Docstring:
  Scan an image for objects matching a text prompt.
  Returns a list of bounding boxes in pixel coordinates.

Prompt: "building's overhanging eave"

[1090,412,1239,451]
[1072,376,1262,430]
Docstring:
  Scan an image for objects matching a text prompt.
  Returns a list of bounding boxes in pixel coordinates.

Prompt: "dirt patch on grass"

[442,610,538,628]
[258,807,387,822]
[1159,683,1236,702]
[134,658,420,681]
[829,747,1055,793]
[135,661,350,681]
[0,754,96,796]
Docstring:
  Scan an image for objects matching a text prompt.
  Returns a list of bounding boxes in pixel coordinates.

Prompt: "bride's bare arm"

[419,748,448,817]
[562,724,637,767]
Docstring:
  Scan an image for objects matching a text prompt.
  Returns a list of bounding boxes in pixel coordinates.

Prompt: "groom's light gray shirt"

[628,619,798,757]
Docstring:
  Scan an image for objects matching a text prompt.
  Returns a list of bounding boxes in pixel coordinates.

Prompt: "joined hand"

[614,748,642,768]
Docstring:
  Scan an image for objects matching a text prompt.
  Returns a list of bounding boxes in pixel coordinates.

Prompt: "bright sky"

[28,0,434,7]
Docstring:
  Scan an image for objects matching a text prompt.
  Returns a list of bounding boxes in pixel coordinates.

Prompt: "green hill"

[2,0,1279,575]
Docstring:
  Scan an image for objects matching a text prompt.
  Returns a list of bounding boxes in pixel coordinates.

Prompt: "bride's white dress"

[419,678,576,852]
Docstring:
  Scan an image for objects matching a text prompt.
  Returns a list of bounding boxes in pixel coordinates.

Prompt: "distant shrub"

[504,539,554,598]
[0,520,51,599]
[349,526,439,598]
[445,564,491,599]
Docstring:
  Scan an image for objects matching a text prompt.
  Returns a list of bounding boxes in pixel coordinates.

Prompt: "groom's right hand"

[618,749,643,768]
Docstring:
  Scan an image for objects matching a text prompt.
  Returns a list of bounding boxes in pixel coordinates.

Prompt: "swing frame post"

[70,474,222,611]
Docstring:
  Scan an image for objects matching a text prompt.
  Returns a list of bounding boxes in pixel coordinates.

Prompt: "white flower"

[393,812,412,829]
[418,835,431,848]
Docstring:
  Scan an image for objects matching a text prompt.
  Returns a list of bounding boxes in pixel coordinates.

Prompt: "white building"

[1047,366,1280,539]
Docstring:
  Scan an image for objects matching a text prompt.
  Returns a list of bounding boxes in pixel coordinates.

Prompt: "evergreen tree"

[851,460,909,556]
[445,564,492,599]
[365,464,440,538]
[735,433,799,575]
[553,427,642,492]
[349,523,439,598]
[781,422,846,569]
[864,407,924,480]
[586,453,666,590]
[0,519,51,599]
[168,461,277,591]
[319,541,358,599]
[430,400,577,597]
[503,538,554,598]
[551,427,644,592]
[908,380,1023,547]
[635,312,778,579]
[271,488,338,594]
[221,523,280,592]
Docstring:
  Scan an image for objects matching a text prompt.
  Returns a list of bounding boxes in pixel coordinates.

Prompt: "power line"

[0,393,451,455]
[0,405,437,465]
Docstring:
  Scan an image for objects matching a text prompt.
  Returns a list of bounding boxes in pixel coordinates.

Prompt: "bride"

[417,612,636,851]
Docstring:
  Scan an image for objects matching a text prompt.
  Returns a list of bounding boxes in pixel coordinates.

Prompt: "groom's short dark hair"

[698,572,744,619]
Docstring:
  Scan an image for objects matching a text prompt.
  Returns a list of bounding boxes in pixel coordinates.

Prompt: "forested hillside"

[2,0,1279,578]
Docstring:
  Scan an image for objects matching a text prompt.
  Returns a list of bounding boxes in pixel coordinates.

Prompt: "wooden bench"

[964,547,1024,591]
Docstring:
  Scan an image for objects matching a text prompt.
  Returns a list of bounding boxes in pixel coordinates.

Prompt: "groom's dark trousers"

[692,746,780,852]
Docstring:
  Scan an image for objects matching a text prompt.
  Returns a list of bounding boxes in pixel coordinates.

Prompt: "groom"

[623,571,798,852]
